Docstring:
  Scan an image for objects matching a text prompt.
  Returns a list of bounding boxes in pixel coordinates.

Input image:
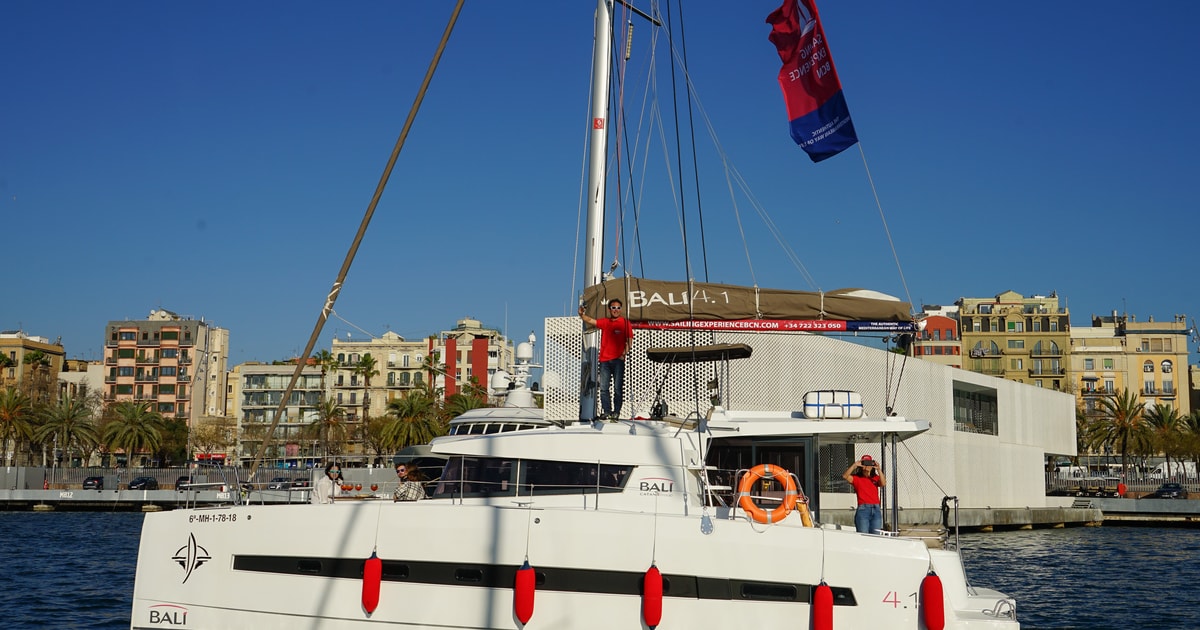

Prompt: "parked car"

[82,476,104,490]
[292,479,312,489]
[1149,482,1186,499]
[127,476,159,490]
[175,475,195,491]
[267,477,293,490]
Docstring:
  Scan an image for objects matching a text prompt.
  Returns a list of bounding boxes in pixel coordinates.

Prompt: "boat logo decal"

[148,603,189,625]
[638,477,675,495]
[172,533,211,584]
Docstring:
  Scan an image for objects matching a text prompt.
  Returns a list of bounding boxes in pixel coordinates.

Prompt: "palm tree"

[354,354,379,455]
[307,399,348,459]
[0,355,14,387]
[0,387,35,466]
[34,395,100,468]
[103,401,165,467]
[382,386,446,450]
[312,349,338,399]
[1145,403,1186,478]
[446,377,490,417]
[1088,389,1151,479]
[21,350,55,405]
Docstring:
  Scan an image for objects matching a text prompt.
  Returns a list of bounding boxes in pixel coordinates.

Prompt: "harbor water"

[0,511,1197,629]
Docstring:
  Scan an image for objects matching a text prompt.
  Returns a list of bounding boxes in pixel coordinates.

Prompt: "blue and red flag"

[766,0,857,162]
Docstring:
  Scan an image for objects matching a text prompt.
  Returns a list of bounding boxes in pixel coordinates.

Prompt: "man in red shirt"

[842,454,886,533]
[579,298,634,420]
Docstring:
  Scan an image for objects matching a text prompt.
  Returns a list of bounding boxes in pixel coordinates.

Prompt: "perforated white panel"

[544,316,951,509]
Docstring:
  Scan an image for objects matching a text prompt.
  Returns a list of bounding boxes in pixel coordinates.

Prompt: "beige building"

[958,291,1071,391]
[103,309,229,431]
[330,330,430,428]
[0,330,66,403]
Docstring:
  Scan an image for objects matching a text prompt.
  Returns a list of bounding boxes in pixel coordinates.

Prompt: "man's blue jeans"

[598,358,625,417]
[855,503,882,534]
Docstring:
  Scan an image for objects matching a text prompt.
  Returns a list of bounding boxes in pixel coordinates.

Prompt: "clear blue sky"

[3,1,1198,366]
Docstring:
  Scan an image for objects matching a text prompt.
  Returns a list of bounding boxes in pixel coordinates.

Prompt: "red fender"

[812,582,833,630]
[514,561,536,624]
[361,552,381,614]
[922,571,945,630]
[642,564,663,628]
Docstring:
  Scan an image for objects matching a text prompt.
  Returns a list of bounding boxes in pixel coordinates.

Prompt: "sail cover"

[767,0,857,162]
[581,278,913,332]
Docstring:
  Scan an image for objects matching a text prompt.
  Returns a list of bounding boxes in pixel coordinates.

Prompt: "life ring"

[737,464,799,524]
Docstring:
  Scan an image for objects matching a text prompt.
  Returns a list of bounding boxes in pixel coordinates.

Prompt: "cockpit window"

[432,457,632,498]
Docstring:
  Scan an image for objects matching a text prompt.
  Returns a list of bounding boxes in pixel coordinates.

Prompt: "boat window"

[467,424,485,435]
[431,457,632,499]
[484,424,502,434]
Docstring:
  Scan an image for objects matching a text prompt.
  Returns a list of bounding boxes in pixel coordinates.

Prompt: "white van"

[1149,461,1196,479]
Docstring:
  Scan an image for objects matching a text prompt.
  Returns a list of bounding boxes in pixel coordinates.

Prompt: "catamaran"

[131,1,1020,628]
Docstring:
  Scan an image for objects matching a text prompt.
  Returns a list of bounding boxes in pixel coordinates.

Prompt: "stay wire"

[857,143,914,311]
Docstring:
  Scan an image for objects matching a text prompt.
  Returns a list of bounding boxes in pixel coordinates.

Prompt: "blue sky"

[3,1,1198,366]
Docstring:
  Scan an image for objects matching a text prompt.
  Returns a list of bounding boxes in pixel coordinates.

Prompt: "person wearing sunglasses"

[393,464,427,502]
[578,297,634,420]
[311,462,344,505]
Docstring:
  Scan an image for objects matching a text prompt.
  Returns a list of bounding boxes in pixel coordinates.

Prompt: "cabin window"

[432,457,631,498]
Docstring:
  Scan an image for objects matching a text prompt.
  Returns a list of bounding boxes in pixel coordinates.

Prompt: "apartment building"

[958,291,1071,391]
[229,362,323,464]
[1069,312,1193,416]
[436,317,516,399]
[0,330,66,403]
[912,305,962,369]
[103,309,229,430]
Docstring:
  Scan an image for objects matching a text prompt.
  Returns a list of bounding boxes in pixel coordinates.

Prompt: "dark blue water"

[0,512,1196,629]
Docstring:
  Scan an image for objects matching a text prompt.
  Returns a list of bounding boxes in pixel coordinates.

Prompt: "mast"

[579,0,614,421]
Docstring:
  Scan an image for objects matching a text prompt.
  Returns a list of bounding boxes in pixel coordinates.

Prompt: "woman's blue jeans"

[855,503,882,534]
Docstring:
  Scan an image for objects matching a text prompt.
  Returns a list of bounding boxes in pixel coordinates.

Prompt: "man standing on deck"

[579,298,633,420]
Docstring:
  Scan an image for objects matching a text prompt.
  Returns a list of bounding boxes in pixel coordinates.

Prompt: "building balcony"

[135,374,157,382]
[1029,367,1065,377]
[179,357,192,365]
[135,356,159,364]
[179,375,191,382]
[104,375,116,383]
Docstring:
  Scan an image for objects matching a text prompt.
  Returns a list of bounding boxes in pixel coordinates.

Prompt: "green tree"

[445,376,490,417]
[1145,403,1186,477]
[306,399,348,458]
[1087,389,1151,479]
[20,350,55,405]
[34,395,99,467]
[0,387,35,466]
[192,417,236,459]
[312,349,338,399]
[156,418,189,466]
[103,401,165,466]
[382,386,446,450]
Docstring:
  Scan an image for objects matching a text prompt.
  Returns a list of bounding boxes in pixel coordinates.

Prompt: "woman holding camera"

[842,455,886,533]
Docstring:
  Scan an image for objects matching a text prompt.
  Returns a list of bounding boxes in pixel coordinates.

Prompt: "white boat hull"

[132,499,1016,629]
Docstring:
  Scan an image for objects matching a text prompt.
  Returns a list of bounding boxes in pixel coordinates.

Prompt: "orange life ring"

[737,464,799,524]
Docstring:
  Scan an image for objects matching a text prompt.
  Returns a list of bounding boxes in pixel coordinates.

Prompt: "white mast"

[579,0,614,421]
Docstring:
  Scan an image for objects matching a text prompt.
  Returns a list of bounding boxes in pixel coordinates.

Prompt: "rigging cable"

[857,143,914,310]
[247,0,466,479]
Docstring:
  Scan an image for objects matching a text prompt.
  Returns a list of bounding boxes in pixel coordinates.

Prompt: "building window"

[120,331,136,341]
[1049,321,1059,332]
[953,382,998,436]
[1162,360,1173,373]
[1007,339,1025,349]
[1164,381,1175,394]
[1103,358,1113,370]
[1084,358,1094,370]
[161,366,176,377]
[972,321,981,332]
[1032,321,1042,332]
[1007,321,1024,332]
[162,330,178,340]
[1143,361,1154,373]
